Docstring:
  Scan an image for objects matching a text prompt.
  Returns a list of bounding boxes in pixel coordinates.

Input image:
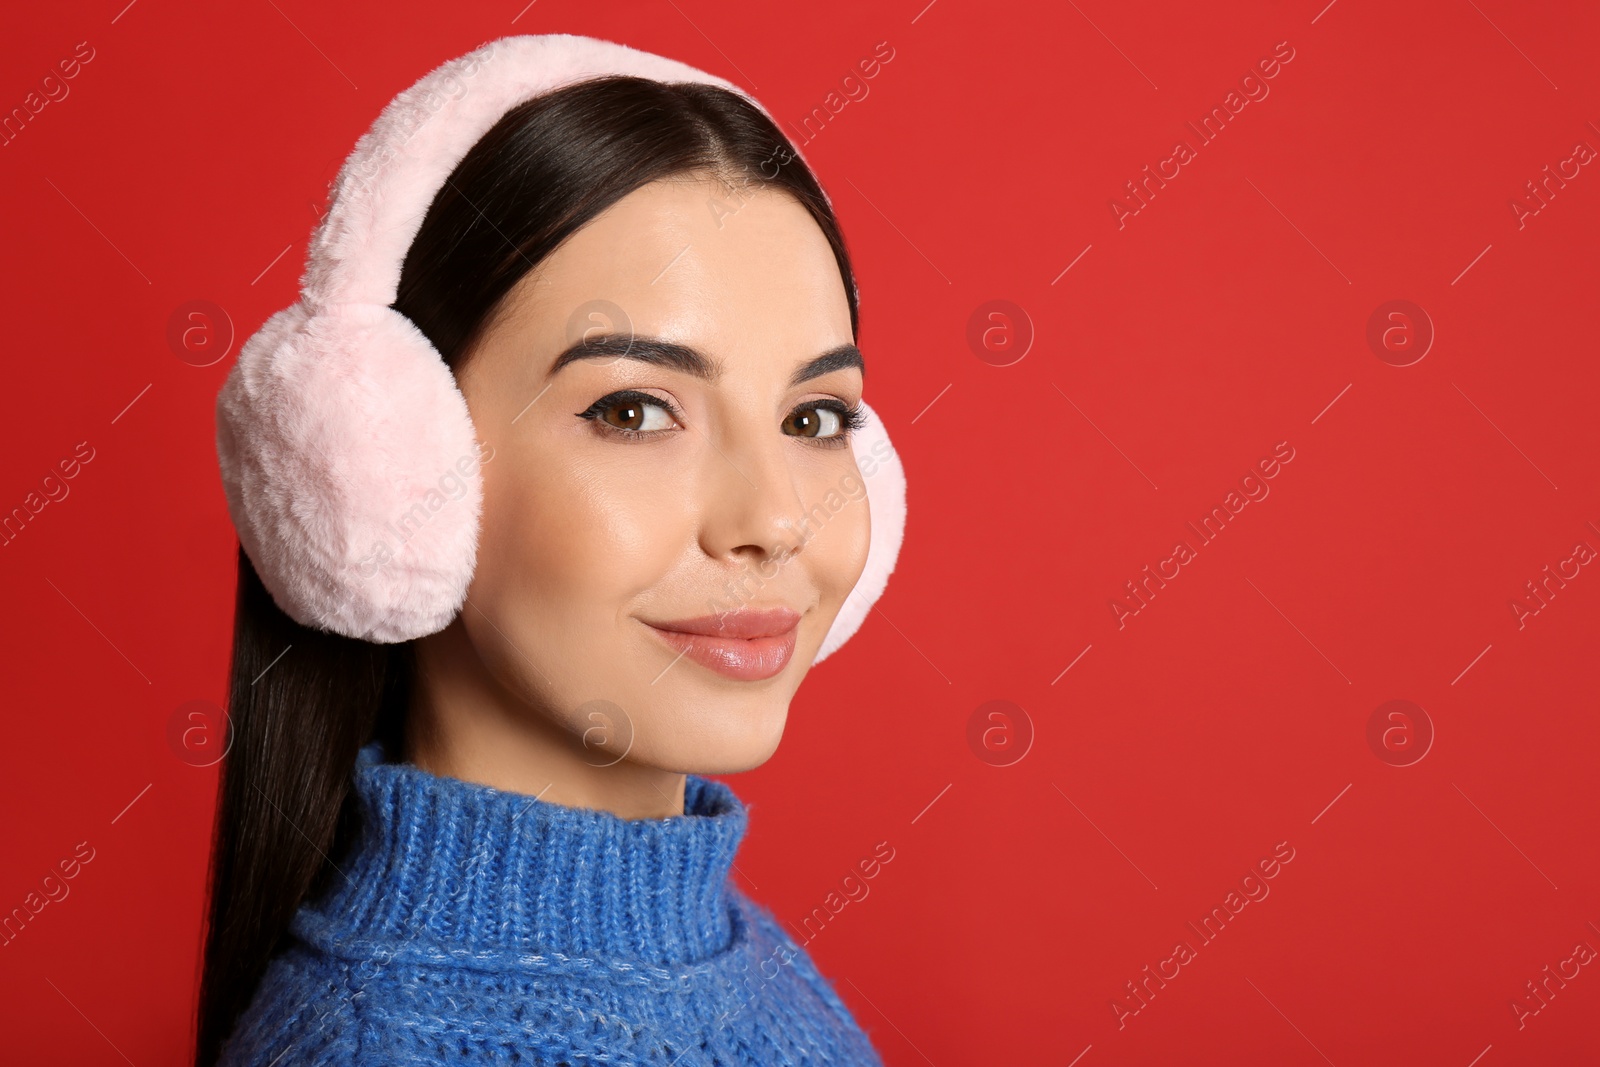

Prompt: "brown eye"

[592,394,678,433]
[783,404,844,439]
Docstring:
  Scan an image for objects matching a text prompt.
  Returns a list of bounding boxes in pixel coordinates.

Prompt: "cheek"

[474,446,688,614]
[463,448,696,720]
[805,475,872,603]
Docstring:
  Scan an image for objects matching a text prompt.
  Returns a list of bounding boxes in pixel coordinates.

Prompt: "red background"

[2,1,1597,1063]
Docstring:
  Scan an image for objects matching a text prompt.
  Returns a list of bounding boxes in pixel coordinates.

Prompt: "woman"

[196,32,907,1067]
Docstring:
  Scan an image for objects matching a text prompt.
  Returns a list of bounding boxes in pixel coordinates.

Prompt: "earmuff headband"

[214,33,905,661]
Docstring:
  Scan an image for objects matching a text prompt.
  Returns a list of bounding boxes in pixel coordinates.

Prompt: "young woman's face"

[448,172,870,775]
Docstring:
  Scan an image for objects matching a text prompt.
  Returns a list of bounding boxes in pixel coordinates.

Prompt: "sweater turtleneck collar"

[292,739,751,969]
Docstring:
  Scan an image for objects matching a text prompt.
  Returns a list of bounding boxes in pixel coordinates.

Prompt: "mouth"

[639,608,802,681]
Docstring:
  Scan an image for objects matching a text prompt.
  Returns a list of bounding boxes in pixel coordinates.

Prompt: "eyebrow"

[548,334,865,387]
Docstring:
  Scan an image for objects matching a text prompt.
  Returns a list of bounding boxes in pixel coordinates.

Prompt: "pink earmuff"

[214,33,906,660]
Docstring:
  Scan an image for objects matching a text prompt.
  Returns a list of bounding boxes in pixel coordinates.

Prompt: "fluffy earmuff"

[214,33,907,658]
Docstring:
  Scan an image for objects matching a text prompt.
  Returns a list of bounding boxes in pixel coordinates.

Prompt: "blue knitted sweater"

[216,741,886,1066]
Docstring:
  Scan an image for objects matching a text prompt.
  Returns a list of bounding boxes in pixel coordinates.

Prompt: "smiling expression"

[441,171,873,774]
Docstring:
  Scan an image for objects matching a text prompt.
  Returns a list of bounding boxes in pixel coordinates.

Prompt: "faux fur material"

[216,302,485,644]
[300,35,768,308]
[214,33,901,655]
[813,398,908,664]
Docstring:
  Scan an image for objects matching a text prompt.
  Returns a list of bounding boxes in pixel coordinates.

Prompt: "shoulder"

[218,945,596,1067]
[729,884,866,1031]
[215,945,363,1067]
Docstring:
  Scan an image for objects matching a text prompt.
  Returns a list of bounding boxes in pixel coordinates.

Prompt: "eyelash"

[575,389,865,448]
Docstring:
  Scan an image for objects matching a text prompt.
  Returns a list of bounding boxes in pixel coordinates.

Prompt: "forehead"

[500,174,853,362]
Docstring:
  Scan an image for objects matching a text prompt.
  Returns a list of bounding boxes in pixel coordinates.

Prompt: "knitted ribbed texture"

[216,741,886,1066]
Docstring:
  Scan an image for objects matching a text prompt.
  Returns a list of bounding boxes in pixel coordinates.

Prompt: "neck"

[406,614,688,819]
[297,739,750,967]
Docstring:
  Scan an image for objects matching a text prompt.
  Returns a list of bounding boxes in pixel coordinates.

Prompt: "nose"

[697,421,810,568]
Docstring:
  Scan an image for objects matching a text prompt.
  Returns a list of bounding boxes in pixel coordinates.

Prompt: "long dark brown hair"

[193,72,860,1067]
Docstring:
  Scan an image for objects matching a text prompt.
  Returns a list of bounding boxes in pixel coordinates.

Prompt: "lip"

[640,608,802,681]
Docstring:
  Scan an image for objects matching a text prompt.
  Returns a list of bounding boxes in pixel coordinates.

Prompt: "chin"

[645,692,792,776]
[680,738,784,776]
